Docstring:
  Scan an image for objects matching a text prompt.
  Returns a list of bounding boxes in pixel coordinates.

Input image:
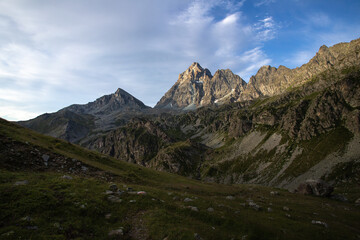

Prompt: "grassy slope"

[1,118,360,240]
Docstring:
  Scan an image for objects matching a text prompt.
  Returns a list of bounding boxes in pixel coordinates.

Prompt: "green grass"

[1,119,360,239]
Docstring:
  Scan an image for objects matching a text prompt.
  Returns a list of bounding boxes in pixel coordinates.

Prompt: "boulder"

[311,220,328,228]
[108,228,124,237]
[14,180,29,186]
[296,179,333,197]
[61,175,73,180]
[109,184,118,192]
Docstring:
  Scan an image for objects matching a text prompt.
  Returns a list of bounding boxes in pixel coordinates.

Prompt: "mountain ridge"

[18,88,150,142]
[17,38,360,190]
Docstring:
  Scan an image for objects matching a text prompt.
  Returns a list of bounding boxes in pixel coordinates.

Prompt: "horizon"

[1,0,359,121]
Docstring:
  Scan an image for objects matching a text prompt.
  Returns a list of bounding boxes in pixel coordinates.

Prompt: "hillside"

[1,118,360,239]
[82,39,360,193]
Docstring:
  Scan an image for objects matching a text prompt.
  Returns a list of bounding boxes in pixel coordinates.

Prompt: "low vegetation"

[1,119,360,239]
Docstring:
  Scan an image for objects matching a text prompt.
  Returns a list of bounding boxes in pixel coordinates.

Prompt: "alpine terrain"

[2,38,359,239]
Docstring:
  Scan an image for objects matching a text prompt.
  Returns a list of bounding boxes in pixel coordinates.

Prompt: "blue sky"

[0,0,359,120]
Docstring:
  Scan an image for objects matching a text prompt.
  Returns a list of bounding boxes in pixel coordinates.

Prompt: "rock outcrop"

[85,119,172,165]
[296,179,334,197]
[155,62,246,109]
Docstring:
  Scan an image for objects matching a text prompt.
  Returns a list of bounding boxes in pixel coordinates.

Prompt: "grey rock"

[226,195,235,200]
[108,227,124,237]
[14,180,29,186]
[21,216,32,221]
[61,175,73,180]
[42,154,49,162]
[283,206,290,211]
[109,184,118,192]
[107,195,122,203]
[184,198,193,202]
[355,198,360,205]
[267,207,273,212]
[248,202,261,211]
[194,232,203,240]
[311,220,328,228]
[207,207,214,212]
[270,191,279,196]
[191,206,199,212]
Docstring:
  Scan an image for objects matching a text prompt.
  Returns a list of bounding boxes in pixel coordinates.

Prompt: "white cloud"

[254,16,277,41]
[254,0,276,7]
[0,0,276,120]
[0,105,41,121]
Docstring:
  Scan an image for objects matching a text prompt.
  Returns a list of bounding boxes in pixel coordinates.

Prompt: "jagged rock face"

[148,139,208,177]
[155,62,246,109]
[155,62,212,109]
[239,38,360,101]
[85,119,172,165]
[202,69,247,105]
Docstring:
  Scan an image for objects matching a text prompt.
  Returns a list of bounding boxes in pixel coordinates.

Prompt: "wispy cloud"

[254,0,276,7]
[254,17,277,41]
[0,0,278,120]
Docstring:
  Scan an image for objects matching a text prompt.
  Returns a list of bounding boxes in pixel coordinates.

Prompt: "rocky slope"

[84,38,360,192]
[2,118,359,239]
[239,38,360,101]
[19,88,150,142]
[155,62,247,109]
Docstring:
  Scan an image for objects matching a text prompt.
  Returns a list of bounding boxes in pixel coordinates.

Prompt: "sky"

[0,0,359,121]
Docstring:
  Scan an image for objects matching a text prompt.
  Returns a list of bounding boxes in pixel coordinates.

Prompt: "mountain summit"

[19,88,149,142]
[155,62,247,109]
[67,88,149,115]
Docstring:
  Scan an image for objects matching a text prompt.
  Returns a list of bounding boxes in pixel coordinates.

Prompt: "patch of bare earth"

[128,211,150,240]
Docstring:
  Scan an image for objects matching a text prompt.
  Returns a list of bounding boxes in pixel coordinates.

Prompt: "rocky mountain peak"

[190,62,203,70]
[156,63,246,109]
[178,62,212,84]
[114,88,127,97]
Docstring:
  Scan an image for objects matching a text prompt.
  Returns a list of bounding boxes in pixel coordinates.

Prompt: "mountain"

[2,118,359,239]
[66,88,148,115]
[19,88,150,142]
[155,62,247,109]
[157,39,360,109]
[239,39,360,101]
[82,38,360,193]
[18,38,360,192]
[5,38,360,239]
